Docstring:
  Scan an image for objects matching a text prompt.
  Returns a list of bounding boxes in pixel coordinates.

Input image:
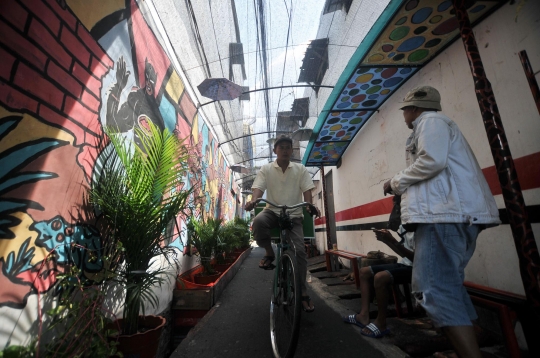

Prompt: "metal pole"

[453,0,540,349]
[199,85,334,107]
[518,50,540,116]
[218,130,276,147]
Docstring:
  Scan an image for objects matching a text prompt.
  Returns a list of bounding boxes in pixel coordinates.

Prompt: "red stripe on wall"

[316,151,540,225]
[482,151,540,195]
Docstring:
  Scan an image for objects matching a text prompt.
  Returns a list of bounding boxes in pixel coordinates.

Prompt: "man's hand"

[383,180,393,196]
[307,204,320,217]
[244,200,256,211]
[373,229,397,245]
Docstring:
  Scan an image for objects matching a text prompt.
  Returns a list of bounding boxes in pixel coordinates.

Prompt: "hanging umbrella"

[291,127,313,141]
[197,78,243,101]
[230,164,250,174]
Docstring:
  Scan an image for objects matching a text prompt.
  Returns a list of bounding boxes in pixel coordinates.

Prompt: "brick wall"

[0,0,112,148]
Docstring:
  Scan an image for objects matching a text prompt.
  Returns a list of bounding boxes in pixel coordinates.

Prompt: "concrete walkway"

[171,247,395,358]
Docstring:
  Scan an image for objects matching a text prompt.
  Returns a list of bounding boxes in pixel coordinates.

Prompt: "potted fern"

[88,121,191,356]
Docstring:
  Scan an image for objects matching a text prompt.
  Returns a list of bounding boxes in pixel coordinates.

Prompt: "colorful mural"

[305,0,503,167]
[0,0,235,311]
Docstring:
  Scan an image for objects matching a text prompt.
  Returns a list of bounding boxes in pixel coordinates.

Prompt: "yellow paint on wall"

[165,71,185,103]
[67,0,125,31]
[0,108,75,153]
[192,114,199,143]
[0,212,48,265]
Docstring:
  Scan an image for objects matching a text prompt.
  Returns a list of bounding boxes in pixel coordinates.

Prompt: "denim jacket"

[390,111,500,225]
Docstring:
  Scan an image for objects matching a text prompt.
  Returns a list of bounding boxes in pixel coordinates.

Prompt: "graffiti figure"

[106,56,165,147]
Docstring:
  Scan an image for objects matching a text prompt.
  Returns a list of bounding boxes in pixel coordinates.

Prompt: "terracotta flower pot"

[212,263,232,273]
[194,271,221,285]
[108,315,166,358]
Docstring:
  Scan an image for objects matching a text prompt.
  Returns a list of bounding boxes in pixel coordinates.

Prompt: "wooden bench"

[325,249,366,289]
[464,281,528,357]
[325,249,413,315]
[392,277,414,318]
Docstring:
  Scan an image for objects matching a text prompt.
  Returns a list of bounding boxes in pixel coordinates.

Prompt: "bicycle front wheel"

[270,251,301,358]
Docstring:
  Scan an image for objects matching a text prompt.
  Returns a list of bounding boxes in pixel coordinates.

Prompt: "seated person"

[343,227,414,338]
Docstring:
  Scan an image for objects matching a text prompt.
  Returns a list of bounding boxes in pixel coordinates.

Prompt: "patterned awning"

[303,0,503,167]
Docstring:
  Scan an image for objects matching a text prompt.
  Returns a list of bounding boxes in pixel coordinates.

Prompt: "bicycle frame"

[254,198,311,298]
[255,198,316,358]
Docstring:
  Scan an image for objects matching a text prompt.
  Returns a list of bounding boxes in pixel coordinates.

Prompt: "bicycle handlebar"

[255,198,319,217]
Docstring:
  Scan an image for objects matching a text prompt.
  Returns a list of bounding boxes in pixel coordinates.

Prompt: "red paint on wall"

[71,61,101,97]
[1,0,29,32]
[47,61,83,98]
[482,152,540,195]
[14,62,65,110]
[20,0,61,36]
[60,26,91,67]
[0,20,48,71]
[316,152,540,224]
[28,18,72,70]
[44,0,76,31]
[77,23,113,68]
[0,82,39,113]
[0,47,16,81]
[129,0,170,93]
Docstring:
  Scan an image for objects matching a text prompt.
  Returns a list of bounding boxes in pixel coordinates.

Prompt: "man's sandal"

[259,256,275,270]
[301,296,315,313]
[342,314,366,328]
[360,323,390,338]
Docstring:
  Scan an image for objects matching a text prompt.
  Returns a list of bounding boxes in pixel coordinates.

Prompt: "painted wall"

[308,1,540,296]
[0,0,239,347]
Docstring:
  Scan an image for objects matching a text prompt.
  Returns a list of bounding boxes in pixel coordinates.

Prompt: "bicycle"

[254,198,317,358]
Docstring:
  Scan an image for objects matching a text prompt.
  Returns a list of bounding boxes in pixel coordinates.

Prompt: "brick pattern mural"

[0,0,236,331]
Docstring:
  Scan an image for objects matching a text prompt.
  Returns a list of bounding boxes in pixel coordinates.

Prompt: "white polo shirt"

[252,160,315,218]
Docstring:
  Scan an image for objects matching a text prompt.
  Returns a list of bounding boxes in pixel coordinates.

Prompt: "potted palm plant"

[89,121,191,356]
[186,217,223,284]
[220,219,247,262]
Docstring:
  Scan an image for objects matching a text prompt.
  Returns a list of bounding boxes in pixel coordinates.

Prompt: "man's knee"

[359,266,373,280]
[373,271,392,289]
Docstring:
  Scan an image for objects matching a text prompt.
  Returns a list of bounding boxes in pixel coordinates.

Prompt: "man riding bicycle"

[244,135,320,313]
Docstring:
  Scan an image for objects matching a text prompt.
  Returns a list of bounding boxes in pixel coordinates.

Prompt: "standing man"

[245,135,320,312]
[384,86,500,357]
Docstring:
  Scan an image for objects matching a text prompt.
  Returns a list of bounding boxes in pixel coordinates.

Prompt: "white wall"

[310,1,540,295]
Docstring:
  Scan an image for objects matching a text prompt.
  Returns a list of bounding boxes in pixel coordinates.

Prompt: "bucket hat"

[399,86,442,111]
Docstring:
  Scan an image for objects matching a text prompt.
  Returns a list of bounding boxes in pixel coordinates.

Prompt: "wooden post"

[320,165,338,270]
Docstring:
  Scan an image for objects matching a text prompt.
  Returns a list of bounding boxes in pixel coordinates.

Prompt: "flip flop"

[342,314,366,328]
[301,296,315,313]
[361,323,390,339]
[259,256,275,270]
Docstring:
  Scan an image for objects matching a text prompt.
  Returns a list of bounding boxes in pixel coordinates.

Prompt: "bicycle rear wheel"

[270,251,301,358]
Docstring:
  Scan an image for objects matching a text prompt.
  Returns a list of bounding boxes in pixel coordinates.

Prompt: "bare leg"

[370,271,392,331]
[258,239,274,258]
[357,266,373,325]
[441,325,482,358]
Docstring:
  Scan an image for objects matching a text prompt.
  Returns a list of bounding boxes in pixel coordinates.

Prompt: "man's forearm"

[303,190,313,204]
[385,240,414,262]
[251,188,264,201]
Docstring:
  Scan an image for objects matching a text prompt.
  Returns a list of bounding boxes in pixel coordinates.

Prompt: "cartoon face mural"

[0,0,236,317]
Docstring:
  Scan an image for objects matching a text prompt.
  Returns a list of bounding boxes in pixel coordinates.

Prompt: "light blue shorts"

[412,223,480,328]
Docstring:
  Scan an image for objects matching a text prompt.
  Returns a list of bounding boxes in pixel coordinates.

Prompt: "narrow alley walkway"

[171,247,387,358]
